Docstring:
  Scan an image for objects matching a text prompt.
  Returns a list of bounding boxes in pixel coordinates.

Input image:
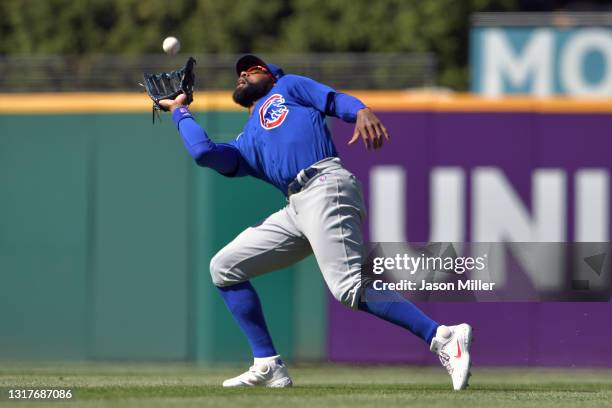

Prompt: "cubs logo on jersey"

[259,94,289,130]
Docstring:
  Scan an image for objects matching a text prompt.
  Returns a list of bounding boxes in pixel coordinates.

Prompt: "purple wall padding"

[329,111,612,367]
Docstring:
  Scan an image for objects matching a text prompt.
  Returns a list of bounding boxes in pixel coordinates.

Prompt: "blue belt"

[287,167,319,197]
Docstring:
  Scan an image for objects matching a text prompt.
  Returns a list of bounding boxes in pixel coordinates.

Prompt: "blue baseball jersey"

[172,74,365,195]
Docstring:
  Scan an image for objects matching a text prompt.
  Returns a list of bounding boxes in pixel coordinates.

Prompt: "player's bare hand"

[349,108,390,150]
[158,93,188,112]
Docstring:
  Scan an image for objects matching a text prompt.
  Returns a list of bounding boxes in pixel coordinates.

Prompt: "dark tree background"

[1,0,610,89]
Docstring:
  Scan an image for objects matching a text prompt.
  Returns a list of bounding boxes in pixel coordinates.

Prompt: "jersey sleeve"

[285,75,366,123]
[172,107,250,177]
[329,92,367,123]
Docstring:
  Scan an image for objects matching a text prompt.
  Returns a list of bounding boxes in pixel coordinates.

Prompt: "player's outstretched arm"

[284,76,390,149]
[160,94,249,177]
[348,108,390,150]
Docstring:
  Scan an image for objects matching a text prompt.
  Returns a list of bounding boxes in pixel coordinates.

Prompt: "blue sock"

[217,281,277,358]
[358,284,439,344]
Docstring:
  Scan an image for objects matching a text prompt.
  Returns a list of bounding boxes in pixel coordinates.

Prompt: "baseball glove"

[142,57,196,123]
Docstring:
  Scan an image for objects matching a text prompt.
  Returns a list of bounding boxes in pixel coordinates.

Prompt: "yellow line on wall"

[349,92,612,113]
[2,91,612,114]
[0,92,242,114]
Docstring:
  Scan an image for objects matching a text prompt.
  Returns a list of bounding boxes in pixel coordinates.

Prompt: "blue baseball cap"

[235,54,285,81]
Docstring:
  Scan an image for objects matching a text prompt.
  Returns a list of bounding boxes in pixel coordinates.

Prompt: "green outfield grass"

[1,362,610,408]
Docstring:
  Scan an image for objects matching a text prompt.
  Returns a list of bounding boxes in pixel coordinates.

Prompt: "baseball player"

[159,55,473,390]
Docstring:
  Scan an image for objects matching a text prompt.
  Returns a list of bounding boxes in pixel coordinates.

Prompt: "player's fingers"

[361,127,374,150]
[376,133,383,149]
[365,124,379,149]
[357,130,370,149]
[373,124,384,149]
[369,128,379,150]
[381,124,390,140]
[176,93,187,104]
[354,127,367,149]
[361,123,373,142]
[158,99,174,110]
[348,130,360,145]
[374,122,389,141]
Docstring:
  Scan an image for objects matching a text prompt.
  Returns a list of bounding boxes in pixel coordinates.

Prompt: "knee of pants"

[209,250,240,287]
[330,280,362,310]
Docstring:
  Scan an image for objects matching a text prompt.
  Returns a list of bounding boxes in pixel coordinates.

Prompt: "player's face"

[233,66,275,108]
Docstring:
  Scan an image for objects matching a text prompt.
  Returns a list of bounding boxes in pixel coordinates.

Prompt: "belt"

[287,167,319,197]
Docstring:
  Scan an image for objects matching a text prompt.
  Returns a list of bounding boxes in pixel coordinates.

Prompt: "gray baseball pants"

[210,157,366,309]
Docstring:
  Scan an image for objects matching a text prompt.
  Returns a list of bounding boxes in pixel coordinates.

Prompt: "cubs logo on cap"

[259,94,289,129]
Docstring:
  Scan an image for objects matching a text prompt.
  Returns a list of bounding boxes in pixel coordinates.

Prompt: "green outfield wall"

[0,112,326,363]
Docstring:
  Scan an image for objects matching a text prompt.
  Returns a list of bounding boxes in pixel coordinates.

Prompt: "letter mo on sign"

[471,28,612,97]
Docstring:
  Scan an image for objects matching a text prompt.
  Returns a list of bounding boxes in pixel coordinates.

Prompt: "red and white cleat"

[430,324,473,391]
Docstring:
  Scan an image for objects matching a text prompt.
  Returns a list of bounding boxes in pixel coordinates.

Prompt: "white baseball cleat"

[429,324,473,391]
[222,358,293,388]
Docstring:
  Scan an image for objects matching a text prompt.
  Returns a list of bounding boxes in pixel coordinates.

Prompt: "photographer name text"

[372,279,496,291]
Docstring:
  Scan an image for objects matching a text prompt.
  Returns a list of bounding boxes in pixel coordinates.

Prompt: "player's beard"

[233,79,273,108]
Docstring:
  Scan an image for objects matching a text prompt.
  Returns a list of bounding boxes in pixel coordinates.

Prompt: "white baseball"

[162,36,181,55]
